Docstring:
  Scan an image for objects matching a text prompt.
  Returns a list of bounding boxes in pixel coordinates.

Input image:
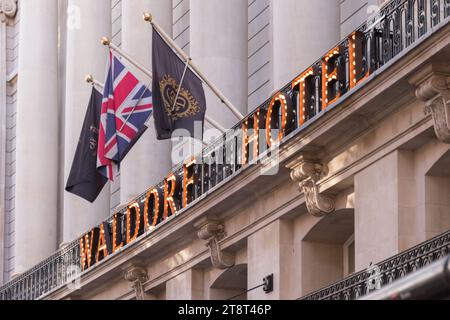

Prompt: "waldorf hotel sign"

[79,31,373,272]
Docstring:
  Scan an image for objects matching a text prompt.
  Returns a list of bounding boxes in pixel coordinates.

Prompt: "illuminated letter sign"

[349,31,370,89]
[126,202,141,244]
[95,222,111,263]
[80,229,96,272]
[112,213,124,253]
[183,158,196,208]
[292,67,316,126]
[242,109,261,165]
[77,24,377,275]
[163,173,179,219]
[143,187,162,231]
[321,46,343,110]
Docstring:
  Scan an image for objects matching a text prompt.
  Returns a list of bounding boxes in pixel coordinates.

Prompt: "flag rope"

[171,57,191,113]
[119,78,153,132]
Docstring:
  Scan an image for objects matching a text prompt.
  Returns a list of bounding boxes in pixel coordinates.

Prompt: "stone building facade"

[0,0,449,300]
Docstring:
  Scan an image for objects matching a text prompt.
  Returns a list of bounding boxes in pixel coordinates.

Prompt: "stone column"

[247,220,295,299]
[190,0,248,129]
[354,150,416,271]
[271,0,341,89]
[119,0,172,203]
[166,269,204,300]
[63,0,111,243]
[14,0,59,274]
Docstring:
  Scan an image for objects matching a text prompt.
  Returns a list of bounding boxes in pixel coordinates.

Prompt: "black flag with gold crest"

[65,87,108,203]
[152,27,206,140]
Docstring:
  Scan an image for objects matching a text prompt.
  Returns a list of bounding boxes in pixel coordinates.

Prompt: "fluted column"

[62,0,111,243]
[271,0,341,88]
[119,0,172,203]
[190,0,248,129]
[14,0,59,274]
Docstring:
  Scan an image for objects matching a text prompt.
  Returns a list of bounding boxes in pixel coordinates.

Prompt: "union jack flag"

[97,51,153,181]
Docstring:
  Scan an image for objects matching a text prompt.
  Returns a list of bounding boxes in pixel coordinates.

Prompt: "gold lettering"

[183,158,196,208]
[242,110,260,165]
[321,46,342,110]
[163,173,178,219]
[80,230,95,272]
[266,93,288,148]
[143,188,160,231]
[95,224,109,263]
[349,31,370,89]
[126,202,141,244]
[112,213,124,253]
[292,67,315,127]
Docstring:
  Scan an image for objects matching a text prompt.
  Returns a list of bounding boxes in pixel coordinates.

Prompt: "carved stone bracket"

[0,0,18,24]
[415,74,450,144]
[123,266,149,300]
[197,221,234,270]
[287,156,335,217]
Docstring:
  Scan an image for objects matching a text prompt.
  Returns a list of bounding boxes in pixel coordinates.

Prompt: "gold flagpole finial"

[143,12,152,22]
[101,37,111,46]
[85,74,94,84]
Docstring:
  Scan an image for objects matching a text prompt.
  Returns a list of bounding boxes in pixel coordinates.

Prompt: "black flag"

[66,87,108,203]
[152,27,206,140]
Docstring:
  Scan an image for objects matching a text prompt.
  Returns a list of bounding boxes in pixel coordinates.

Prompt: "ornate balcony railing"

[1,0,449,300]
[300,230,450,300]
[0,241,80,300]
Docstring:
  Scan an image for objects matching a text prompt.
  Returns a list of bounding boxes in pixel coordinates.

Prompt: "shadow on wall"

[301,209,355,296]
[210,264,248,300]
[425,148,450,239]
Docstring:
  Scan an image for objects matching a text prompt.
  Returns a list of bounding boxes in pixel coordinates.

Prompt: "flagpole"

[101,37,154,80]
[143,12,245,121]
[85,74,104,89]
[99,39,226,134]
[85,71,225,134]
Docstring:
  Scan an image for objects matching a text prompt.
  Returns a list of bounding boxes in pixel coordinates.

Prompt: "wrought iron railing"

[0,241,80,300]
[1,0,449,300]
[300,230,450,300]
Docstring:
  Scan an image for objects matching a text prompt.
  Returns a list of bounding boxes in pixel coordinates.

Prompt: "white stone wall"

[340,0,385,37]
[173,0,190,53]
[111,0,121,47]
[248,0,272,112]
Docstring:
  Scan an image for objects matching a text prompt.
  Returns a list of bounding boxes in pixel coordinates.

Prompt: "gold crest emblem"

[159,75,200,120]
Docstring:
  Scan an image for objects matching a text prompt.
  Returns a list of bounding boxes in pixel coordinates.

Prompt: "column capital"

[410,63,450,144]
[287,155,335,217]
[0,0,17,24]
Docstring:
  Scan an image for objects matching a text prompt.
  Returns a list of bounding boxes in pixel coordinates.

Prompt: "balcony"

[1,0,450,300]
[299,229,450,300]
